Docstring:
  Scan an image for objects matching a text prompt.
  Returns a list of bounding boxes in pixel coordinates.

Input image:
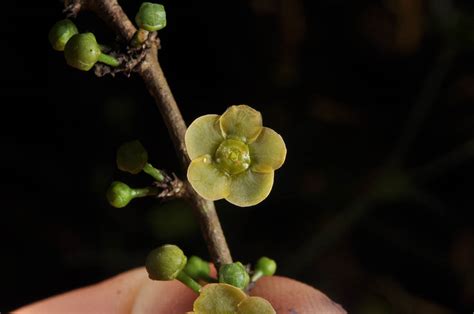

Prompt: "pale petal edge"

[250,127,287,172]
[219,105,263,143]
[225,170,274,207]
[187,155,231,201]
[185,114,224,160]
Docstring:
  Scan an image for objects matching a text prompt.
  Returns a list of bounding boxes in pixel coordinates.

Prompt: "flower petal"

[193,283,247,314]
[238,296,276,314]
[226,170,274,207]
[220,105,263,142]
[187,155,230,201]
[249,127,287,173]
[185,114,224,160]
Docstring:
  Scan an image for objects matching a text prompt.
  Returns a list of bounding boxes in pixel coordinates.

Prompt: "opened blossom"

[185,105,287,207]
[190,283,276,314]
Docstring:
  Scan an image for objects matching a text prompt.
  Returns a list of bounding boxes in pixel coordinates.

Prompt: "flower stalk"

[143,163,165,181]
[176,271,202,294]
[97,53,120,67]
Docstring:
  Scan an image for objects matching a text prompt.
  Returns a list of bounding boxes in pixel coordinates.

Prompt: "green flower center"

[215,139,251,175]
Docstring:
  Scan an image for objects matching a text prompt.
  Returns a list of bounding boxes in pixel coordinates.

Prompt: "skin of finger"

[15,267,196,314]
[250,276,347,314]
[16,268,346,314]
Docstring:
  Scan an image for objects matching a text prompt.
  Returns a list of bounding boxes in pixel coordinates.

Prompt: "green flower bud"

[255,257,276,277]
[106,181,134,208]
[116,140,148,174]
[64,33,102,71]
[146,244,187,281]
[219,262,250,289]
[135,2,167,31]
[106,181,155,208]
[48,19,78,51]
[63,33,120,71]
[184,255,211,281]
[251,257,276,282]
[115,140,165,181]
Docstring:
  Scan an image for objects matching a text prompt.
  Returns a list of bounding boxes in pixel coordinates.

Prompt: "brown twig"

[64,0,232,268]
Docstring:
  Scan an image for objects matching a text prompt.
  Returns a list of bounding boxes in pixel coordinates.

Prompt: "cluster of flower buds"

[49,2,168,70]
[106,140,165,208]
[145,244,277,313]
[48,19,119,71]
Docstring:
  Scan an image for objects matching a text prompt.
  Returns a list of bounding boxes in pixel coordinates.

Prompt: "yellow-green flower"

[185,105,287,207]
[190,283,276,314]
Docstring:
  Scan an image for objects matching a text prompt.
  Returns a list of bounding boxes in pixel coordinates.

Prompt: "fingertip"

[131,272,196,314]
[16,267,197,314]
[16,268,145,314]
[250,276,346,314]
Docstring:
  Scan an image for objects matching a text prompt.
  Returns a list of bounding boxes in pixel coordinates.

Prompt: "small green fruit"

[48,19,78,51]
[219,262,250,289]
[184,256,211,280]
[64,33,101,71]
[116,140,149,174]
[135,2,167,31]
[106,181,134,208]
[146,244,187,280]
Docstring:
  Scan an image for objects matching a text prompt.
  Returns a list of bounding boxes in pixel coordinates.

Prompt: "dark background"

[1,0,474,312]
